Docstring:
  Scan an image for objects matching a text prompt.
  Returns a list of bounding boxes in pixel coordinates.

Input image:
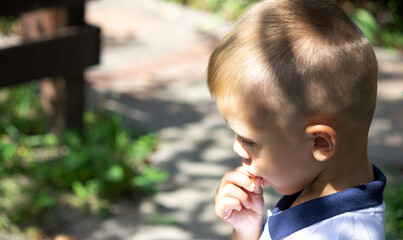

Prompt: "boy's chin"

[273,185,305,196]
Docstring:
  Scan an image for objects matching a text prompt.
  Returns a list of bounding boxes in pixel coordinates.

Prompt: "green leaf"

[72,181,88,200]
[86,179,101,195]
[127,134,158,163]
[42,133,58,147]
[63,151,87,170]
[0,143,17,160]
[0,216,11,229]
[61,130,81,147]
[84,111,97,126]
[36,192,56,208]
[132,166,168,188]
[350,8,381,44]
[115,131,130,151]
[105,164,125,183]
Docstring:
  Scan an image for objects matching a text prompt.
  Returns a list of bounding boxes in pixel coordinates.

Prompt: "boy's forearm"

[233,225,262,240]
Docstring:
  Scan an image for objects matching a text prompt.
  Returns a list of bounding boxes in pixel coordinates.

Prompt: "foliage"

[339,0,403,32]
[350,8,381,44]
[167,0,259,20]
[349,8,403,49]
[0,81,167,235]
[384,166,403,240]
[0,16,16,36]
[165,0,403,49]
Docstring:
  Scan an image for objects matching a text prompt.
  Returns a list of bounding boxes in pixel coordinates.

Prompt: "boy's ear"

[306,125,337,161]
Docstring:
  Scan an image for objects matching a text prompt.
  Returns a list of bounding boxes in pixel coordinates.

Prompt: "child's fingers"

[215,183,253,209]
[219,170,255,192]
[215,196,242,220]
[235,166,263,195]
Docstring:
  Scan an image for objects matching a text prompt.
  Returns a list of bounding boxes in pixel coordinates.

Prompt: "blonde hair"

[207,0,378,130]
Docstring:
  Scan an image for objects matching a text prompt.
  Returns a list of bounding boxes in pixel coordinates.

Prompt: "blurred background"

[0,0,401,239]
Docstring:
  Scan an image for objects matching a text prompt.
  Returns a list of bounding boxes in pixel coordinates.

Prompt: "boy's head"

[208,0,377,131]
[208,0,378,194]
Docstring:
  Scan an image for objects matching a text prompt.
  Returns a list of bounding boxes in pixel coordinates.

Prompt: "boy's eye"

[238,136,256,148]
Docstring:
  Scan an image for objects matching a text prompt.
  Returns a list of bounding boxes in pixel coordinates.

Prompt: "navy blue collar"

[268,165,386,240]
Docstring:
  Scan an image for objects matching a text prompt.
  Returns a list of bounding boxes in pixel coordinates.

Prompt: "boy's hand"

[215,166,264,239]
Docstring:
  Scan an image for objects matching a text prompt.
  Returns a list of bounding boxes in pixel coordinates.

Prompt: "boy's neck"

[291,154,374,208]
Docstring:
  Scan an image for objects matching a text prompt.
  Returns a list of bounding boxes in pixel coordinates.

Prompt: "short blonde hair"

[207,0,378,130]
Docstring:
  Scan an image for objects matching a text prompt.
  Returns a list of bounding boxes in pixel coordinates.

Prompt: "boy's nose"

[233,139,251,160]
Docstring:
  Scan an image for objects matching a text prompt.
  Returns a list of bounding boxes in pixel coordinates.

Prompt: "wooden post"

[40,76,67,134]
[0,0,99,134]
[40,71,84,133]
[19,5,85,134]
[65,70,85,131]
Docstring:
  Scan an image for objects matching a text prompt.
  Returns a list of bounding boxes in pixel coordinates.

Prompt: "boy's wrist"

[233,224,262,240]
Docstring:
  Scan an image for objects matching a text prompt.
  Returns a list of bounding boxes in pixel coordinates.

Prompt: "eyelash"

[238,136,256,147]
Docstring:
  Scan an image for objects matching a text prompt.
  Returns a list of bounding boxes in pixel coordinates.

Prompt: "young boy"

[208,0,386,239]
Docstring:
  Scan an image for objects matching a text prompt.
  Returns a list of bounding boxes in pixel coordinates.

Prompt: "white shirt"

[260,202,385,240]
[260,165,386,240]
